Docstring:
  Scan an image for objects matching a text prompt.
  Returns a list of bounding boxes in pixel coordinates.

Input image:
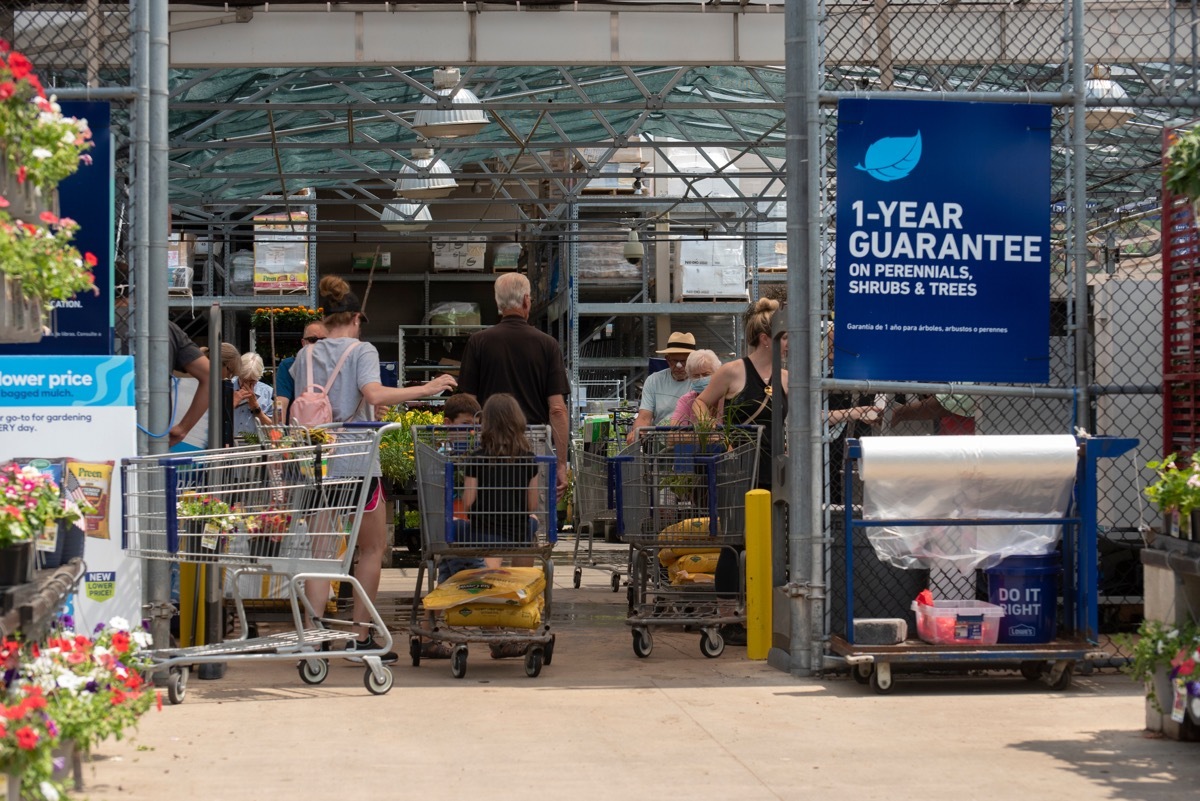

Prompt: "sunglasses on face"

[303,336,326,344]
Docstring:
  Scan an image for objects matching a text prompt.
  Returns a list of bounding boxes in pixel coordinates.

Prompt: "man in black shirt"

[458,273,570,496]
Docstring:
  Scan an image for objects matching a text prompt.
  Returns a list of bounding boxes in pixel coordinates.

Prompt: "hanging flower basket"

[0,266,42,343]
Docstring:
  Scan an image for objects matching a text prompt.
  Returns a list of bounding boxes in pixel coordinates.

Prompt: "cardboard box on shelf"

[671,237,749,301]
[167,233,195,295]
[253,212,309,294]
[432,236,487,272]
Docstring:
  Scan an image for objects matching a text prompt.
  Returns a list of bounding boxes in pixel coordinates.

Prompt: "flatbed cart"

[618,425,761,659]
[571,438,631,592]
[831,434,1137,694]
[121,423,401,703]
[408,425,558,679]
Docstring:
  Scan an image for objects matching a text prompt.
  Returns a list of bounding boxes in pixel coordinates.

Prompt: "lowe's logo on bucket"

[1006,623,1038,639]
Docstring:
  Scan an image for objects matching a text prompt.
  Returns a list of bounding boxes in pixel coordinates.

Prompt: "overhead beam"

[169,4,1196,67]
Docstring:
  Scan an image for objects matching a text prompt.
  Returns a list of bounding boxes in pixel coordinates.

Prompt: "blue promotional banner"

[833,99,1051,383]
[0,100,113,356]
[0,354,134,407]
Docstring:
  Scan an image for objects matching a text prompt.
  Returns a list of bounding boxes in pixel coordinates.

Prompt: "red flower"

[0,81,13,101]
[14,726,38,750]
[110,689,127,706]
[84,252,98,267]
[155,692,163,711]
[39,211,58,225]
[112,631,130,654]
[7,52,31,79]
[0,39,10,53]
[2,705,24,721]
[0,196,8,208]
[16,165,25,184]
[24,73,43,98]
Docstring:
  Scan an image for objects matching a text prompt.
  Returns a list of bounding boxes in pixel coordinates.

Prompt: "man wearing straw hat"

[626,331,697,444]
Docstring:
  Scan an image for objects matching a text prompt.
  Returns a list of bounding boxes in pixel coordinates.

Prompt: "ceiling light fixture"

[1082,64,1135,131]
[396,148,458,199]
[412,67,489,139]
[380,198,432,231]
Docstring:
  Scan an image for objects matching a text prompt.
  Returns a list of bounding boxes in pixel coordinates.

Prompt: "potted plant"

[0,462,85,586]
[1165,125,1200,206]
[1143,452,1200,541]
[378,407,444,496]
[1120,618,1200,725]
[0,682,61,801]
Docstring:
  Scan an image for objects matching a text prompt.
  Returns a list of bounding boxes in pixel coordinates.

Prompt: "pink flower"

[38,211,57,225]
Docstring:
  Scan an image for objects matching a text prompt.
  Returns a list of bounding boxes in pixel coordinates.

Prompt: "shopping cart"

[617,425,761,658]
[571,437,632,591]
[120,423,399,703]
[409,424,558,678]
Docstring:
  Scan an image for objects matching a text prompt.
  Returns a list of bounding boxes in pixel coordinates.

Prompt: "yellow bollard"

[178,563,207,648]
[744,488,772,660]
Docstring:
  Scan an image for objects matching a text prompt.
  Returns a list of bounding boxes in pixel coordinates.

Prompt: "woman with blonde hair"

[292,275,457,663]
[691,298,789,645]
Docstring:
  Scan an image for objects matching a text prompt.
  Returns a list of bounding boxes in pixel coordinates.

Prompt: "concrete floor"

[71,558,1200,801]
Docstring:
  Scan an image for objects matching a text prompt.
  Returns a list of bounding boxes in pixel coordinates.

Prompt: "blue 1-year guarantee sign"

[833,99,1051,384]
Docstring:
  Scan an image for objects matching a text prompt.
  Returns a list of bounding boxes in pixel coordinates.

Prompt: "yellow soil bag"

[446,597,544,629]
[659,547,722,567]
[667,551,722,579]
[657,517,718,543]
[422,567,546,610]
[670,571,716,586]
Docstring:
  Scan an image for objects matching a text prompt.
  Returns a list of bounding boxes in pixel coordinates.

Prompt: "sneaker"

[719,624,747,647]
[489,642,526,659]
[345,635,399,665]
[420,640,453,659]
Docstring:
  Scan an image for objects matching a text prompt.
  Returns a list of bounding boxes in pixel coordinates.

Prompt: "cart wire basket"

[571,437,633,592]
[120,422,400,703]
[618,425,761,659]
[409,424,559,678]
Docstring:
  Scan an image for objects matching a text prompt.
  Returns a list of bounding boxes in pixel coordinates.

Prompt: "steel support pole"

[132,0,149,456]
[1070,0,1092,432]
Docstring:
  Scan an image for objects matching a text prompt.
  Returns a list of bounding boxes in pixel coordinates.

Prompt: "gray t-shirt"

[289,336,382,478]
[639,368,690,425]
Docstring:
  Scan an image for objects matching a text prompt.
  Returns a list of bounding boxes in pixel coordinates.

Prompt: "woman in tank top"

[692,298,788,490]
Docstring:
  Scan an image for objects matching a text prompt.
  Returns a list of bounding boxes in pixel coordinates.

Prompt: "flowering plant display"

[1144,453,1200,516]
[1119,618,1200,710]
[175,492,237,532]
[0,209,97,308]
[19,616,158,755]
[250,307,323,328]
[0,43,93,196]
[0,462,85,549]
[0,682,60,800]
[244,509,291,540]
[378,408,443,487]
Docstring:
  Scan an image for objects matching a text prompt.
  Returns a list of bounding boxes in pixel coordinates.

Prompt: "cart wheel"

[870,662,894,694]
[1047,661,1074,691]
[700,630,725,659]
[610,572,621,592]
[409,638,422,668]
[543,634,555,666]
[573,568,582,589]
[1020,661,1043,682]
[166,668,187,705]
[298,658,329,685]
[450,646,468,679]
[363,666,395,695]
[632,629,653,658]
[852,663,873,685]
[525,647,544,678]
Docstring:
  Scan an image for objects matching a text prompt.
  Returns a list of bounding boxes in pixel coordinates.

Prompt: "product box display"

[167,232,195,295]
[581,414,610,443]
[671,237,748,300]
[423,301,482,337]
[913,599,1003,646]
[432,236,487,272]
[253,212,309,293]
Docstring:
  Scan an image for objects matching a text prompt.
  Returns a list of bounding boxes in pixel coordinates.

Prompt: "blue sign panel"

[833,99,1051,383]
[0,101,113,356]
[0,355,134,407]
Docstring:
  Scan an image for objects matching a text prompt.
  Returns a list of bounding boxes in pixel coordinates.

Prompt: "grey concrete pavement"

[74,564,1199,801]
